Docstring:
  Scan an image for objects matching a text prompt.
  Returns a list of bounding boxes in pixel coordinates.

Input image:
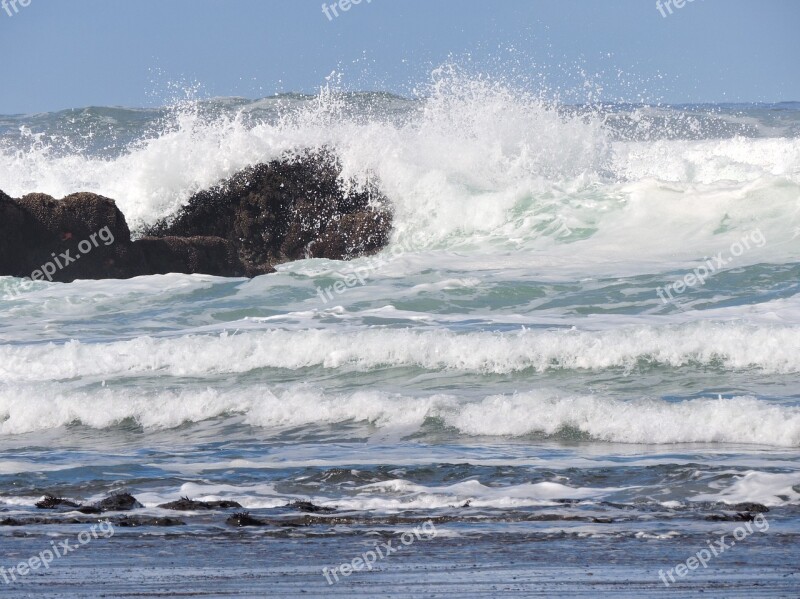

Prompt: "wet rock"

[0,192,145,282]
[94,493,143,512]
[1,151,392,282]
[134,236,248,277]
[284,501,335,514]
[0,516,97,526]
[77,505,103,515]
[523,514,589,522]
[556,499,583,506]
[0,517,24,526]
[112,515,185,527]
[0,192,31,275]
[35,495,82,510]
[705,512,758,522]
[1,514,182,528]
[144,150,392,274]
[226,511,269,527]
[158,497,243,511]
[18,192,132,244]
[728,503,769,513]
[298,210,391,263]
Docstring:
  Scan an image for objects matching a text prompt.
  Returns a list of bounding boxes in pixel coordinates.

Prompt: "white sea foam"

[1,322,798,382]
[449,393,800,446]
[0,385,797,447]
[131,479,620,511]
[691,471,800,506]
[120,473,800,511]
[320,479,619,511]
[0,70,797,271]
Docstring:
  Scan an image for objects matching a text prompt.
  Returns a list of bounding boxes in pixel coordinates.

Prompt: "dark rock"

[0,192,144,282]
[0,192,243,282]
[144,149,392,273]
[112,515,185,527]
[77,505,103,515]
[226,511,269,527]
[94,493,142,512]
[18,192,132,244]
[35,495,81,510]
[158,496,243,511]
[0,192,31,275]
[0,517,23,526]
[299,210,391,264]
[205,500,244,509]
[1,516,94,526]
[705,512,757,522]
[1,150,392,282]
[284,501,335,514]
[134,236,248,277]
[729,503,769,513]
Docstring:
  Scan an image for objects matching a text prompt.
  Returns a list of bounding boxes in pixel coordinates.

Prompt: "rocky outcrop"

[135,236,246,277]
[158,497,243,511]
[0,151,392,283]
[35,492,142,514]
[0,191,242,283]
[1,192,149,282]
[35,495,81,510]
[144,150,392,274]
[285,501,335,514]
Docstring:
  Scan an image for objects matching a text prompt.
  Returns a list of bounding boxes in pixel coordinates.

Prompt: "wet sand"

[1,522,798,598]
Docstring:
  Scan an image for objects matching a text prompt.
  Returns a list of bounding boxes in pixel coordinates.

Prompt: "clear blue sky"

[0,0,798,114]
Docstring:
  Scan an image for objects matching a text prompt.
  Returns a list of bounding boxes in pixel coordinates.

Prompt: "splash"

[0,65,798,261]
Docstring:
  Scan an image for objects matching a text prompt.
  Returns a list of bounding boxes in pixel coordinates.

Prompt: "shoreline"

[1,525,797,597]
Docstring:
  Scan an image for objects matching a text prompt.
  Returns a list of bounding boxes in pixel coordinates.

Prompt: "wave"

[1,68,798,261]
[1,323,798,382]
[0,384,797,446]
[122,479,619,511]
[115,473,800,511]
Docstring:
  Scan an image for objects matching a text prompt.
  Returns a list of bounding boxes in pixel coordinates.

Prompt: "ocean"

[1,72,799,597]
